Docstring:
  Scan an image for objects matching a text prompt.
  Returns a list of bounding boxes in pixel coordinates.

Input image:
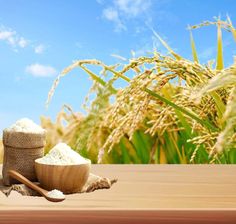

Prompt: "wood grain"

[1,210,236,224]
[1,165,236,223]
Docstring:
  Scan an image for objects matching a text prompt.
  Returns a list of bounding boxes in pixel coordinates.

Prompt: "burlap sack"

[2,130,46,186]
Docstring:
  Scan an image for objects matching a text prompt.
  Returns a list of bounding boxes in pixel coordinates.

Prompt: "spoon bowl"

[8,170,65,202]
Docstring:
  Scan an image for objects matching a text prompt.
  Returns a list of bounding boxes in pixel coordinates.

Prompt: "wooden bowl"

[34,160,91,194]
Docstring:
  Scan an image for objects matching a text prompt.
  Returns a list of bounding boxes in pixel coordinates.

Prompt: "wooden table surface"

[0,164,236,223]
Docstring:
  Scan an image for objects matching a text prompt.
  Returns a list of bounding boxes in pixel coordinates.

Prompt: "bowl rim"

[35,158,91,166]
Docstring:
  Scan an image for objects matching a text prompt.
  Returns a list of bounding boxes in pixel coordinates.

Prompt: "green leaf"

[80,65,117,94]
[105,66,131,82]
[210,92,226,120]
[175,109,193,138]
[120,138,131,164]
[162,84,193,137]
[132,131,150,163]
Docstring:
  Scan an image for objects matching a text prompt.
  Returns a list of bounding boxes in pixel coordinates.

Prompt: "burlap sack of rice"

[2,130,45,186]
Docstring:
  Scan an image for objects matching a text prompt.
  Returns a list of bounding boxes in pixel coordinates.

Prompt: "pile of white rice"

[36,143,90,165]
[6,118,45,134]
[47,189,65,199]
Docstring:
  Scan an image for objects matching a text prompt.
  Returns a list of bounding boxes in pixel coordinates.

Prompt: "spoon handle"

[8,170,46,196]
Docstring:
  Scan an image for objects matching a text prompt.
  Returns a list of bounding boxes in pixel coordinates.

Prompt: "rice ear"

[216,21,224,70]
[189,30,199,63]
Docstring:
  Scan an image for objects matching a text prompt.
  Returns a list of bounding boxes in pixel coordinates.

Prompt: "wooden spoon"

[8,170,65,202]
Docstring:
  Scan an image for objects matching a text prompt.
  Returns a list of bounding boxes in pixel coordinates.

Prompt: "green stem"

[80,65,117,94]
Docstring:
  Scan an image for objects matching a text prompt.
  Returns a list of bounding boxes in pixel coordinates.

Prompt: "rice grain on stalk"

[44,17,236,164]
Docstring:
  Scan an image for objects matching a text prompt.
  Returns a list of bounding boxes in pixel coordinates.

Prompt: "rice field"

[40,17,236,164]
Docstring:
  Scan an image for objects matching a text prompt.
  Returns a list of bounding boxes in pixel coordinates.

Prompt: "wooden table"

[0,165,236,223]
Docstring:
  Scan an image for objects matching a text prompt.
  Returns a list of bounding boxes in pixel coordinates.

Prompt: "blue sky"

[0,0,236,132]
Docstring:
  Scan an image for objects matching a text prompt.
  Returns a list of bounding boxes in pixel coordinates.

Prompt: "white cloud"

[101,0,152,32]
[1,25,48,53]
[102,7,126,32]
[34,44,45,54]
[96,0,104,4]
[25,63,57,77]
[8,36,17,46]
[0,30,15,40]
[18,37,28,48]
[115,0,151,17]
[0,30,16,46]
[0,27,28,49]
[103,7,119,21]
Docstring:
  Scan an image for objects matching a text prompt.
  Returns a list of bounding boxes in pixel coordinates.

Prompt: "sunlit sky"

[0,0,236,132]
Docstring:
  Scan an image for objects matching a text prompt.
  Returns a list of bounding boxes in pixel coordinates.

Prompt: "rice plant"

[43,17,236,164]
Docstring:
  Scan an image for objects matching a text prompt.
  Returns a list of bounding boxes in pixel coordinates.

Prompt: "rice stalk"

[44,17,236,164]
